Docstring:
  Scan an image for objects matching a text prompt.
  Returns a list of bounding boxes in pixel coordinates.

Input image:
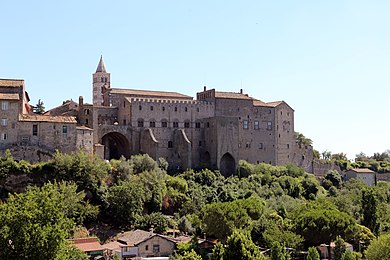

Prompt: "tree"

[307,246,320,260]
[105,180,146,226]
[210,242,224,260]
[341,250,355,260]
[334,236,346,260]
[0,182,85,259]
[169,249,202,260]
[294,208,355,246]
[295,132,313,146]
[322,150,332,160]
[324,170,342,188]
[355,152,369,162]
[361,188,380,236]
[270,241,290,260]
[33,99,45,114]
[223,230,265,260]
[364,234,390,260]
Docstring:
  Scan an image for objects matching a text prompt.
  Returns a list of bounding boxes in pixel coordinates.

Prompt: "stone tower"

[92,56,110,106]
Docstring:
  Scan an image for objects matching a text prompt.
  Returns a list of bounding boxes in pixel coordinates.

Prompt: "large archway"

[101,132,131,160]
[220,152,236,177]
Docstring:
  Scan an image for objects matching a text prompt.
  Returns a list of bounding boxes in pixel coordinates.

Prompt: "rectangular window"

[173,122,179,128]
[123,120,126,125]
[254,121,259,130]
[62,125,68,134]
[33,124,38,136]
[145,245,149,251]
[1,101,9,110]
[259,143,263,149]
[0,133,7,141]
[150,106,154,111]
[267,121,272,130]
[287,144,290,149]
[1,119,8,126]
[243,120,249,129]
[195,122,201,128]
[162,121,167,128]
[153,245,160,253]
[150,121,156,127]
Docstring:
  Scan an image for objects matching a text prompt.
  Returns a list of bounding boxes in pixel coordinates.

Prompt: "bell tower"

[92,55,110,106]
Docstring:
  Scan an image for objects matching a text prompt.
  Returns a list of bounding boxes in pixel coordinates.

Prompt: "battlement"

[127,97,214,106]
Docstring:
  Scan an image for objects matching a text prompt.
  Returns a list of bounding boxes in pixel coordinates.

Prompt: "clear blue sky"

[1,1,389,159]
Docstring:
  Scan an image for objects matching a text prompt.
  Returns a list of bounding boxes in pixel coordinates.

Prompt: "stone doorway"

[101,132,130,160]
[220,152,236,177]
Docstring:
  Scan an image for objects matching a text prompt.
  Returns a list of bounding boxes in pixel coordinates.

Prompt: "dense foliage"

[0,150,389,259]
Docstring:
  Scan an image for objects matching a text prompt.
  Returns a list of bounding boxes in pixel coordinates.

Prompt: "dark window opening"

[168,141,173,148]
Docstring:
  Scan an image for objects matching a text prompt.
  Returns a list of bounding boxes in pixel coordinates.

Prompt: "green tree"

[0,182,83,259]
[210,242,224,260]
[325,170,342,187]
[361,188,380,236]
[334,236,346,260]
[169,249,202,260]
[105,180,146,225]
[295,132,313,146]
[307,246,320,260]
[33,99,45,114]
[294,208,355,246]
[135,212,172,234]
[223,230,265,260]
[341,250,355,260]
[364,234,390,260]
[270,241,290,260]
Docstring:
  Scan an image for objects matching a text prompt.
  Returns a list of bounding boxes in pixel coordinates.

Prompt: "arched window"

[161,119,168,128]
[168,141,173,148]
[137,119,144,127]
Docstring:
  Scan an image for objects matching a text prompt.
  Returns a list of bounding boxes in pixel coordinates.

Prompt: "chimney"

[204,86,207,91]
[240,89,243,94]
[79,96,84,106]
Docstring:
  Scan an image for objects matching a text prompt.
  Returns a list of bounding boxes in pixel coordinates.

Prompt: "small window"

[254,121,259,130]
[1,118,8,126]
[243,120,249,129]
[267,121,272,130]
[206,122,210,128]
[153,245,160,253]
[138,120,144,127]
[150,106,154,111]
[197,107,200,112]
[162,106,165,111]
[139,105,142,110]
[287,144,290,149]
[161,121,168,128]
[174,107,178,112]
[168,141,173,148]
[199,141,202,147]
[150,121,156,127]
[259,143,263,149]
[32,124,38,136]
[145,245,149,251]
[195,122,201,128]
[85,119,89,124]
[0,133,7,140]
[173,121,179,128]
[246,143,250,148]
[1,101,9,111]
[184,121,190,128]
[62,125,68,134]
[123,119,126,125]
[185,107,188,112]
[84,109,90,115]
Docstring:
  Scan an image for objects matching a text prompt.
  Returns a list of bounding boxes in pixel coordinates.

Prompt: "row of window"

[136,120,208,129]
[1,101,9,111]
[32,125,68,136]
[243,120,272,130]
[137,105,200,113]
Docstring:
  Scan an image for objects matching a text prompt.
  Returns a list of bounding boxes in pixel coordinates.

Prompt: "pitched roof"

[348,168,375,173]
[110,88,193,100]
[70,237,103,252]
[118,229,177,247]
[19,114,77,123]
[214,91,253,100]
[253,100,283,107]
[0,93,19,100]
[96,55,107,73]
[44,100,79,116]
[0,79,24,87]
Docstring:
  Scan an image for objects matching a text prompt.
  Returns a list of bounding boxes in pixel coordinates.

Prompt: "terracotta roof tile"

[214,91,253,100]
[0,93,19,100]
[0,79,24,87]
[70,238,103,252]
[110,88,193,100]
[348,168,375,173]
[20,114,77,123]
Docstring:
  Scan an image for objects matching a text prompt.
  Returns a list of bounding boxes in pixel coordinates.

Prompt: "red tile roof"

[70,237,103,252]
[110,88,193,100]
[20,114,77,123]
[214,91,253,100]
[0,93,19,100]
[348,168,375,173]
[0,79,24,87]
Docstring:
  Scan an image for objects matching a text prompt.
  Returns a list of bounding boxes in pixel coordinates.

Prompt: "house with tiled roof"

[345,168,376,186]
[69,237,104,259]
